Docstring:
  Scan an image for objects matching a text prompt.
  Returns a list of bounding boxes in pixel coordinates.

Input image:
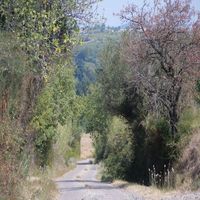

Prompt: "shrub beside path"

[80,134,94,159]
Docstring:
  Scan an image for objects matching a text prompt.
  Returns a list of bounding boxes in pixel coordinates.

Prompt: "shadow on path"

[59,184,118,192]
[56,180,101,183]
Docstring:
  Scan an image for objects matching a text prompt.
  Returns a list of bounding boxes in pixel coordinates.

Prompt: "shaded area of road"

[56,159,143,200]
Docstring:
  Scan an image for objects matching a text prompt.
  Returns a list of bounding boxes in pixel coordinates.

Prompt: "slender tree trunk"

[168,85,182,137]
[19,74,43,128]
[169,107,178,137]
[0,90,9,121]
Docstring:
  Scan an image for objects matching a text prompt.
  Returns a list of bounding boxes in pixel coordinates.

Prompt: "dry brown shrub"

[177,130,200,189]
[0,120,24,199]
[0,120,56,200]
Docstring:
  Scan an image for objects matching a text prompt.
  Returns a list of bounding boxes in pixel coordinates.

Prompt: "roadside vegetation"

[1,0,200,199]
[83,0,200,191]
[0,0,99,199]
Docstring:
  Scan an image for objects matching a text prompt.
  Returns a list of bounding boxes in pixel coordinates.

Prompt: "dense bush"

[177,130,200,190]
[50,121,80,176]
[196,80,200,103]
[0,120,26,200]
[0,0,100,198]
[102,117,134,181]
[173,83,200,189]
[143,116,177,185]
[86,37,186,186]
[32,65,78,166]
[0,33,31,200]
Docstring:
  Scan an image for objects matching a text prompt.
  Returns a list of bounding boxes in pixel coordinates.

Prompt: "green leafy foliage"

[32,65,77,166]
[98,40,144,121]
[196,80,200,104]
[0,0,79,72]
[0,0,99,169]
[83,39,144,181]
[0,120,25,199]
[86,37,183,185]
[143,116,178,181]
[75,26,121,95]
[53,121,80,168]
[0,0,100,198]
[102,117,134,181]
[82,85,111,161]
[0,32,29,118]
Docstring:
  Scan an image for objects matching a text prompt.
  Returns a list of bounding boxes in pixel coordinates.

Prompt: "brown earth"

[80,134,94,159]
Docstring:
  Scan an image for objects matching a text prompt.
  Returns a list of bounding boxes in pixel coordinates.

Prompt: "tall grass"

[0,120,24,200]
[22,174,57,200]
[176,129,200,190]
[178,107,200,135]
[53,121,80,174]
[149,165,176,189]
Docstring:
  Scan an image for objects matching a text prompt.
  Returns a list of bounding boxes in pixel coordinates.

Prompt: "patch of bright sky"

[98,0,200,27]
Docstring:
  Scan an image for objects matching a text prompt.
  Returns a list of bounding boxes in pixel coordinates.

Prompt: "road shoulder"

[112,180,200,200]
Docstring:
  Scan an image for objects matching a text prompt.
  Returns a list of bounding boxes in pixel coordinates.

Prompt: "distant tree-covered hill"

[74,24,122,95]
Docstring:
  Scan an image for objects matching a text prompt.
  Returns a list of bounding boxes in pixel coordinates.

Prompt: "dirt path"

[113,181,200,200]
[56,159,143,200]
[80,134,94,159]
[56,134,200,200]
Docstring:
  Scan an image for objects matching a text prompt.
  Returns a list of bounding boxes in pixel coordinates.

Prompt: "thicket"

[102,117,134,181]
[174,82,200,189]
[0,0,100,199]
[0,33,30,199]
[32,64,77,166]
[84,0,200,188]
[85,41,176,185]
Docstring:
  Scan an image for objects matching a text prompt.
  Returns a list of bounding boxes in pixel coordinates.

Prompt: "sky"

[98,0,200,27]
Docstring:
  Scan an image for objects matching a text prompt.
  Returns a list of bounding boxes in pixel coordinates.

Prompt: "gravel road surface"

[56,159,143,200]
[56,159,200,200]
[162,192,200,200]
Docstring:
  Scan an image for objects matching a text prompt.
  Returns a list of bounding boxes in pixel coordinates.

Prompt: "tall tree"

[0,0,100,121]
[120,0,200,136]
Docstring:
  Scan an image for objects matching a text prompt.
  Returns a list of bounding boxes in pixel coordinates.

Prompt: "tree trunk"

[167,77,182,137]
[169,107,178,137]
[0,90,9,121]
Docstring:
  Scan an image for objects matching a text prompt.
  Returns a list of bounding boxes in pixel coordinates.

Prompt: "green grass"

[178,107,200,135]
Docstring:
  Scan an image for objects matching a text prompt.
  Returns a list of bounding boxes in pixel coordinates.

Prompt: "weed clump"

[177,130,200,190]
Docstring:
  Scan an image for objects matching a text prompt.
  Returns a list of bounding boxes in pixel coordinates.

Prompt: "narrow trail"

[56,159,143,200]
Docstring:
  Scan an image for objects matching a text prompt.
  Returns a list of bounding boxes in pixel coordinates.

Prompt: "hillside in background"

[74,24,122,95]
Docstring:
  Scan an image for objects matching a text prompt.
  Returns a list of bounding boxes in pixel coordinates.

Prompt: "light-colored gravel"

[113,180,200,200]
[162,191,200,200]
[56,159,200,200]
[56,159,142,200]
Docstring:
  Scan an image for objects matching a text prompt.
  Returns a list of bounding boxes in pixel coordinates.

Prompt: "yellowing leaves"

[53,25,59,33]
[55,47,61,54]
[52,39,59,47]
[63,34,70,44]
